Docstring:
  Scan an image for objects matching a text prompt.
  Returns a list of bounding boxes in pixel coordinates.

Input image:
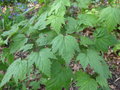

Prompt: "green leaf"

[75,71,98,90]
[19,44,33,52]
[1,20,27,44]
[30,81,41,90]
[0,48,14,63]
[80,36,94,46]
[23,16,37,35]
[47,14,65,34]
[78,14,98,27]
[96,76,109,89]
[77,0,91,9]
[99,7,120,31]
[51,34,79,63]
[2,24,19,37]
[77,49,110,77]
[49,0,70,14]
[1,24,19,44]
[36,31,57,46]
[0,59,28,87]
[46,61,73,90]
[0,62,8,71]
[28,48,56,76]
[10,34,28,53]
[66,17,81,34]
[94,28,117,52]
[113,43,120,52]
[0,37,4,45]
[33,12,47,30]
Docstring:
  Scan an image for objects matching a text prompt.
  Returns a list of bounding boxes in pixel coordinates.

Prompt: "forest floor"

[106,51,120,90]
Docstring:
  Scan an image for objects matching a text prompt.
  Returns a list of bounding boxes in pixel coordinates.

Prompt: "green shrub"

[0,0,120,90]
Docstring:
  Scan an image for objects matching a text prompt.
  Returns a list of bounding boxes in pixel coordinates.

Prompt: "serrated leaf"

[66,17,81,34]
[1,24,19,44]
[77,49,110,77]
[49,0,70,14]
[51,34,79,63]
[94,28,117,52]
[75,71,98,90]
[96,76,109,88]
[19,44,33,52]
[33,12,47,30]
[28,48,56,76]
[46,61,73,90]
[99,7,120,31]
[77,0,91,9]
[2,24,19,37]
[36,31,57,46]
[47,15,65,34]
[0,59,28,87]
[2,20,27,44]
[10,34,28,53]
[78,14,98,27]
[80,36,94,46]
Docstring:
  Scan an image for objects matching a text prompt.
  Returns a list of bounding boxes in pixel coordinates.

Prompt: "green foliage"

[10,34,28,53]
[34,12,47,30]
[66,17,80,34]
[113,42,120,56]
[76,0,91,9]
[77,49,110,78]
[51,34,79,63]
[76,71,98,90]
[36,31,57,46]
[46,61,73,90]
[28,48,56,77]
[47,14,65,33]
[0,0,119,90]
[93,28,117,52]
[78,14,98,27]
[0,59,28,87]
[99,6,120,31]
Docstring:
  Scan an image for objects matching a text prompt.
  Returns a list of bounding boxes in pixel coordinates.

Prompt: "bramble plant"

[0,0,120,90]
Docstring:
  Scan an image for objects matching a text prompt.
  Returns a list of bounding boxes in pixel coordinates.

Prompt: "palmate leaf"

[66,17,82,34]
[93,28,117,52]
[47,0,70,33]
[46,61,73,90]
[49,0,70,14]
[99,6,120,31]
[1,20,27,44]
[47,14,65,34]
[2,24,19,37]
[76,0,91,9]
[1,24,19,44]
[96,76,109,89]
[0,59,28,87]
[28,48,56,76]
[10,34,28,53]
[80,36,94,46]
[19,44,33,52]
[75,71,98,90]
[51,34,79,63]
[78,14,98,27]
[36,31,57,46]
[77,49,110,78]
[33,12,47,30]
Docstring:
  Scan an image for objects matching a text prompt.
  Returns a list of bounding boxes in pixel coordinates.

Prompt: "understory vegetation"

[0,0,120,90]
